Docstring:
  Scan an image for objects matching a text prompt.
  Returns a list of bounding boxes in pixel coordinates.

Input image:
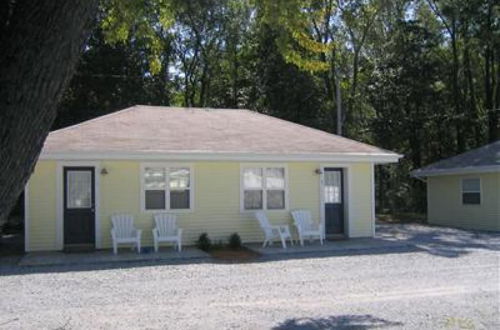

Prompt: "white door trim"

[56,161,101,250]
[319,164,352,238]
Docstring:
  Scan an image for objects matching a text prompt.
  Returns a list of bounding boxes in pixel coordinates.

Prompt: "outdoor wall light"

[100,168,109,175]
[314,168,323,175]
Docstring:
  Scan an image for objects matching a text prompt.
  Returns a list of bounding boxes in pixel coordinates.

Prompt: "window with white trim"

[143,166,191,210]
[462,178,480,205]
[242,167,286,210]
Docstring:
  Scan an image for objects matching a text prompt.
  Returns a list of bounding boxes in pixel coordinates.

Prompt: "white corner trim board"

[24,181,30,252]
[371,163,376,237]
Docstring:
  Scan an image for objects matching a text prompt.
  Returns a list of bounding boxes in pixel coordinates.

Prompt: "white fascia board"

[40,151,402,163]
[411,165,500,178]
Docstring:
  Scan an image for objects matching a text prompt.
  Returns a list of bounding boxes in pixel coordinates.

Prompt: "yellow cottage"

[25,106,401,251]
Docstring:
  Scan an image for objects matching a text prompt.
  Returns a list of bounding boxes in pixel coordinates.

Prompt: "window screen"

[143,166,191,210]
[242,167,286,210]
[462,178,480,205]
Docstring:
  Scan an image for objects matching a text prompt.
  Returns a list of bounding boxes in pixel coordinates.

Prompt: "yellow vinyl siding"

[427,173,500,231]
[27,160,375,250]
[99,161,142,248]
[27,161,57,251]
[348,163,374,237]
[98,161,320,246]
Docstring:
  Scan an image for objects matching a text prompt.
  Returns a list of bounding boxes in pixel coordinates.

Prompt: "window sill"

[141,208,194,214]
[240,208,289,214]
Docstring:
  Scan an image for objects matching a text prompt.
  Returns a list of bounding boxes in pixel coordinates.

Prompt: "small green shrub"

[1,220,23,234]
[211,239,225,250]
[228,233,242,250]
[196,233,212,251]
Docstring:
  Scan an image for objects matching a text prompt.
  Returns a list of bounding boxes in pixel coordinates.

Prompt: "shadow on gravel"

[0,244,419,277]
[2,224,499,276]
[377,223,500,258]
[273,314,403,329]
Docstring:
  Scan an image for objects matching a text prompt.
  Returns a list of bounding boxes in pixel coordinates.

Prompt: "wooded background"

[51,0,499,216]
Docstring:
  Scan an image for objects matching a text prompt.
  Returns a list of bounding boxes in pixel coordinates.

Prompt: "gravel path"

[1,224,499,329]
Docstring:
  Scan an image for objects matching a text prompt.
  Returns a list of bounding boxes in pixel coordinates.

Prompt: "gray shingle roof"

[412,140,500,177]
[41,105,400,162]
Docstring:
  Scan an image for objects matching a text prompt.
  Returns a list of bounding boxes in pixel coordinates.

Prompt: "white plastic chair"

[291,210,324,246]
[152,213,183,252]
[111,214,142,254]
[255,211,293,249]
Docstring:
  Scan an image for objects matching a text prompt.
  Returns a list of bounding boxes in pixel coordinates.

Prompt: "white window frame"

[461,177,481,205]
[240,164,289,212]
[140,163,194,213]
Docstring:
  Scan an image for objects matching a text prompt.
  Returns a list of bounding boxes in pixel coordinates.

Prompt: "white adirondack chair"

[255,211,293,249]
[291,210,324,246]
[111,214,142,254]
[152,213,183,252]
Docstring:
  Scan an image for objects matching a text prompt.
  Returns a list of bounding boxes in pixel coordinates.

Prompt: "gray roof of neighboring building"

[412,140,500,177]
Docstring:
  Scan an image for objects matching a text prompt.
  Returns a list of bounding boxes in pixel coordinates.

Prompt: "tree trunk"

[0,0,98,221]
[450,30,465,152]
[492,48,500,142]
[231,45,239,108]
[463,39,480,146]
[346,47,360,137]
[485,1,499,142]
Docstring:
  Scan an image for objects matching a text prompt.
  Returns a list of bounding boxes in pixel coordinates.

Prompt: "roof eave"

[39,151,402,163]
[411,165,500,178]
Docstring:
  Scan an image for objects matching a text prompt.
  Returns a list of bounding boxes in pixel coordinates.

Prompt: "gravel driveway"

[0,224,498,329]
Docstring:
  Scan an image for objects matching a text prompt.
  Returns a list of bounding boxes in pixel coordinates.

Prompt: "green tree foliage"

[56,0,499,216]
[55,29,170,129]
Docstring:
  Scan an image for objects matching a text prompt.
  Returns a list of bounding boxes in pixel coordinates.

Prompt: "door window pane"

[67,171,92,208]
[144,167,166,189]
[170,190,190,209]
[267,190,285,209]
[324,171,341,203]
[244,190,263,209]
[266,168,285,189]
[324,186,341,203]
[244,168,263,189]
[170,168,190,189]
[145,190,166,209]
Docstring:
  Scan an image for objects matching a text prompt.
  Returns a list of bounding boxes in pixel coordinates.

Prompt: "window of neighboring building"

[242,166,287,210]
[462,178,481,205]
[142,164,192,211]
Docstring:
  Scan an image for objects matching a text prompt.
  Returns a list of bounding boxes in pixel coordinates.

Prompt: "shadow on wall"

[273,314,403,329]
